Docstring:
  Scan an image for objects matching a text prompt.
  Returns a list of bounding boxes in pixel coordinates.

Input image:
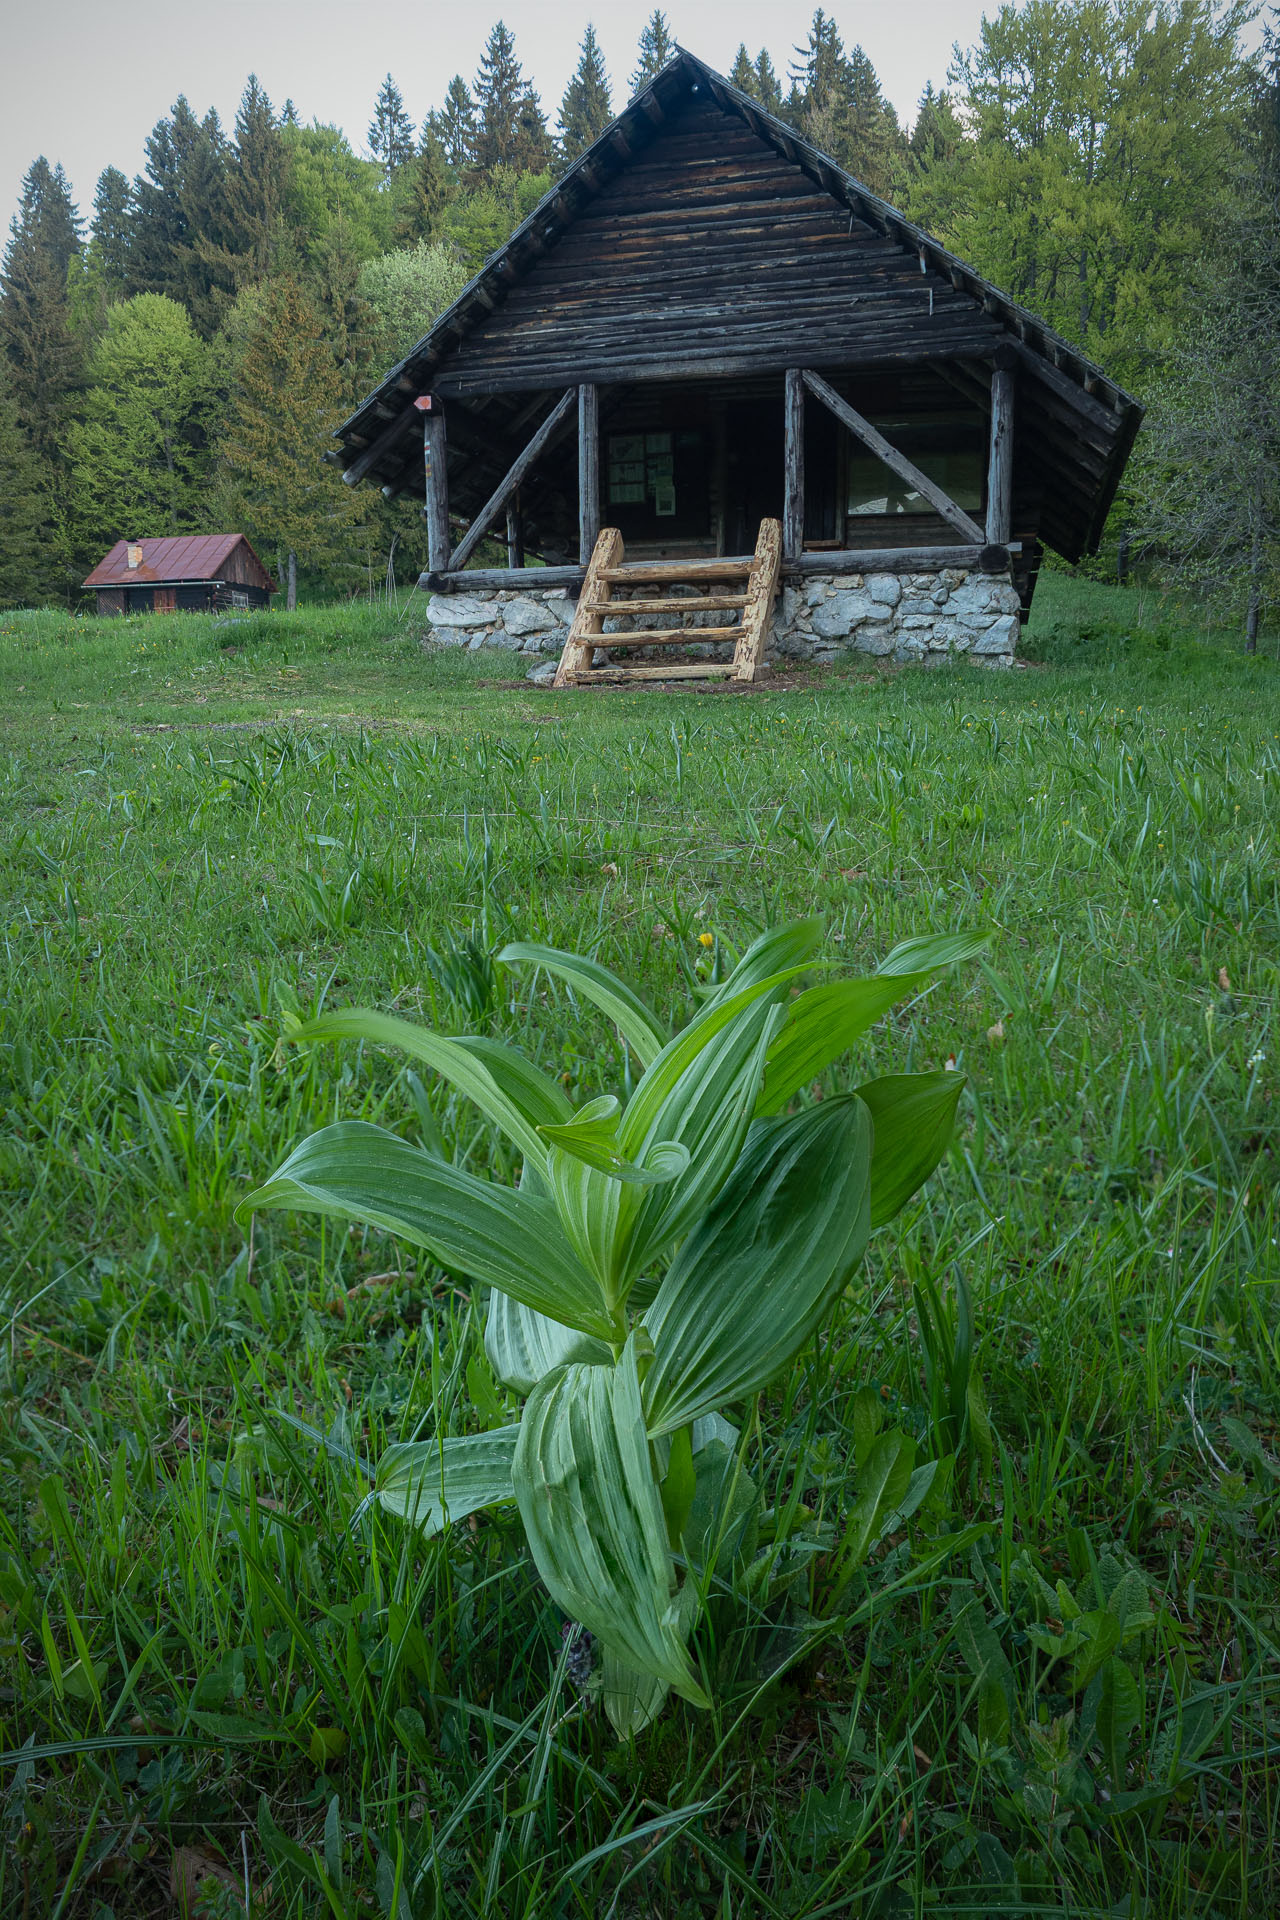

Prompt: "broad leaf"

[877,930,991,977]
[855,1071,965,1228]
[705,920,825,1003]
[513,1335,709,1706]
[454,1035,573,1129]
[498,941,667,1067]
[600,1583,701,1739]
[238,1121,614,1339]
[538,1096,690,1187]
[757,977,919,1116]
[286,1009,548,1173]
[619,977,793,1272]
[643,1096,873,1437]
[376,1428,519,1536]
[682,1440,760,1580]
[834,1429,916,1578]
[484,1291,611,1395]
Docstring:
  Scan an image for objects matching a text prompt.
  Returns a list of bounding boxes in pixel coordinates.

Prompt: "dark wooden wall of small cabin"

[434,100,1006,399]
[221,541,274,592]
[95,589,126,616]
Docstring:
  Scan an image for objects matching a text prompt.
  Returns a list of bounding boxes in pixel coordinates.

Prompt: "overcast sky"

[4,0,998,233]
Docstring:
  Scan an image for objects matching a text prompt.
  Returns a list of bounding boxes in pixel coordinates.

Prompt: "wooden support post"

[578,383,600,564]
[420,401,450,573]
[986,367,1015,546]
[446,388,576,574]
[783,368,805,561]
[801,368,986,544]
[506,496,524,570]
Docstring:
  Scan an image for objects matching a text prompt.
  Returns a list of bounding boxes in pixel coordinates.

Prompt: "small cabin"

[83,535,276,616]
[332,50,1143,670]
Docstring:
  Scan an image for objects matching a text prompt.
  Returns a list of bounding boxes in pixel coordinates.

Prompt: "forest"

[1,2,1278,624]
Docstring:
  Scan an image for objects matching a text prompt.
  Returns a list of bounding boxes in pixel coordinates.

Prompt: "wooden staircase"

[553,518,782,688]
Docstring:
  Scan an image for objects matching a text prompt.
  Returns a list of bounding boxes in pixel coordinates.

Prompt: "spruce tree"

[394,131,451,245]
[729,45,756,95]
[474,22,549,179]
[369,74,416,183]
[89,168,133,293]
[631,11,675,94]
[0,157,83,465]
[0,365,49,607]
[754,51,783,114]
[128,97,204,298]
[909,83,964,169]
[429,77,478,175]
[177,110,232,333]
[215,275,366,598]
[202,78,293,291]
[560,26,613,161]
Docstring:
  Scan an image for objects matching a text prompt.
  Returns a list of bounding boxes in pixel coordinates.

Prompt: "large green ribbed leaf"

[285,1009,548,1173]
[453,1035,573,1128]
[756,976,918,1116]
[498,941,668,1067]
[642,1097,873,1437]
[237,1121,614,1339]
[704,920,825,1004]
[513,1335,709,1707]
[876,930,991,977]
[376,1429,519,1536]
[856,1071,965,1228]
[484,1290,611,1395]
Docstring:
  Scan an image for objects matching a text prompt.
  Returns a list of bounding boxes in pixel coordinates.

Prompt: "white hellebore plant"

[239,922,985,1734]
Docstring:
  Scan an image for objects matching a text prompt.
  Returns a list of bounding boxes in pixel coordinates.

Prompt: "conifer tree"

[474,22,550,178]
[394,131,451,244]
[631,11,675,93]
[729,46,756,94]
[560,25,613,161]
[909,82,964,169]
[215,274,366,601]
[369,74,416,183]
[0,365,49,607]
[754,50,783,113]
[0,156,83,465]
[89,168,133,293]
[429,77,478,175]
[176,110,232,332]
[129,97,204,298]
[213,77,292,287]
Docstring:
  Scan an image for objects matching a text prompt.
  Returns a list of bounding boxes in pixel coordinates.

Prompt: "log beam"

[986,367,1015,546]
[783,368,805,561]
[444,388,576,573]
[801,368,986,544]
[578,382,600,564]
[421,402,450,573]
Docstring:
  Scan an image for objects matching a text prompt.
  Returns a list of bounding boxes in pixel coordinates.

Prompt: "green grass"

[1,578,1278,1918]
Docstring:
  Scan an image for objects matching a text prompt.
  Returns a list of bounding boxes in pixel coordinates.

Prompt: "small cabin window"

[229,589,251,607]
[847,412,984,517]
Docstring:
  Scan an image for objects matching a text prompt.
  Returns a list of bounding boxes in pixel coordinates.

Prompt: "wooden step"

[593,626,740,649]
[583,662,740,682]
[583,593,748,615]
[599,562,752,584]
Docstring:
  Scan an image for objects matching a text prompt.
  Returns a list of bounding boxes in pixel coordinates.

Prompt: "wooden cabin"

[332,50,1143,673]
[83,535,276,616]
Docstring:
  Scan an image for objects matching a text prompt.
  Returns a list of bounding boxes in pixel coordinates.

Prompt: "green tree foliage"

[214,275,368,585]
[631,11,675,94]
[559,25,613,162]
[445,166,553,269]
[393,132,451,245]
[357,241,470,367]
[87,168,133,296]
[428,77,478,175]
[0,157,83,466]
[788,12,903,194]
[368,74,416,183]
[903,0,1255,381]
[205,77,293,293]
[474,22,552,180]
[1130,26,1280,647]
[128,97,207,301]
[67,294,211,559]
[281,124,389,266]
[0,365,48,606]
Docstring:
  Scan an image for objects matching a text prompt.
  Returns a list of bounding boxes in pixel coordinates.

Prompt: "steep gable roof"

[334,50,1141,561]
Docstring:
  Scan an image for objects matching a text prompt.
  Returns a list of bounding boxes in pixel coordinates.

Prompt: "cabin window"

[229,589,251,607]
[846,412,984,517]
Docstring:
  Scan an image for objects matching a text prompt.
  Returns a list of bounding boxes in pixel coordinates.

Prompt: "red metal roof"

[83,534,275,590]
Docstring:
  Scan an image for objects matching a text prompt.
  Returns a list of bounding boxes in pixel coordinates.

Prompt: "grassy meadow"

[1,579,1279,1918]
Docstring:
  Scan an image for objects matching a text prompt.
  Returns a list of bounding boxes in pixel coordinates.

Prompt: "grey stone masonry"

[423,568,1021,668]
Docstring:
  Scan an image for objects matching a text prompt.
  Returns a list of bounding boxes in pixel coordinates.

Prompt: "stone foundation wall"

[425,567,1021,669]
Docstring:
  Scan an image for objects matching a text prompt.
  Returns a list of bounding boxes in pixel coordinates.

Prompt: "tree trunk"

[1247,522,1261,655]
[1117,532,1130,585]
[287,551,297,613]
